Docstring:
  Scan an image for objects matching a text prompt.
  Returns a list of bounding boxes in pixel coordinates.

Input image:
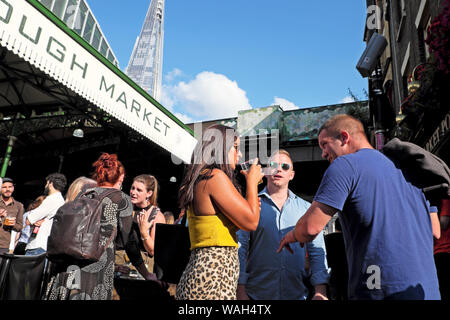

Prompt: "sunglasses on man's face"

[269,161,291,171]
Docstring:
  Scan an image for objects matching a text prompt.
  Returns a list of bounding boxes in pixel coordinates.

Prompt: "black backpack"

[382,138,450,197]
[47,188,121,263]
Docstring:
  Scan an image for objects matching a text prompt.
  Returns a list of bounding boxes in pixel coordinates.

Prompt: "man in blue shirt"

[278,114,440,300]
[237,150,329,300]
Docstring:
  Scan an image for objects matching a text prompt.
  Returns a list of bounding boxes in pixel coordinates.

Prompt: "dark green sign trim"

[25,0,194,136]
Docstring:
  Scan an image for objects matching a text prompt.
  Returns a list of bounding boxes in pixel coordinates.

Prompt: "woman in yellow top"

[176,124,264,300]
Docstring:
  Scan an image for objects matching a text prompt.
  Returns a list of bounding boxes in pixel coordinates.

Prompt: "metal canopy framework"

[0,0,197,176]
[0,46,124,160]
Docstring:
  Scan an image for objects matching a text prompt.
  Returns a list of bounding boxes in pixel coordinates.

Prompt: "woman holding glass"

[175,124,263,300]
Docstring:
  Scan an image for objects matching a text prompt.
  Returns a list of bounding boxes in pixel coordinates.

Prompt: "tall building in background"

[38,0,119,66]
[126,0,165,101]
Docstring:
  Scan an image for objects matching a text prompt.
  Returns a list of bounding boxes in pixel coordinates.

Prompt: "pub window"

[401,60,411,100]
[418,28,426,63]
[378,2,385,32]
[418,16,432,64]
[396,0,406,26]
[424,17,432,60]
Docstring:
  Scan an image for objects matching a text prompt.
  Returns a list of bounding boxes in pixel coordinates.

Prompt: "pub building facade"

[362,0,449,165]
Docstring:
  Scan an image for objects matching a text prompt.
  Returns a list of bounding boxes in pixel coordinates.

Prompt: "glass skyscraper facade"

[125,0,165,101]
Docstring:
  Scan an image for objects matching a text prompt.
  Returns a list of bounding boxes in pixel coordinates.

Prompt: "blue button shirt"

[238,188,329,300]
[17,211,31,244]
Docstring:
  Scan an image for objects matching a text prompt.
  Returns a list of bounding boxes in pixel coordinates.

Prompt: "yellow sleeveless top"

[187,206,239,250]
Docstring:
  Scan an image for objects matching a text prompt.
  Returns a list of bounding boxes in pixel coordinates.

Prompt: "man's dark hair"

[2,177,14,185]
[46,173,67,192]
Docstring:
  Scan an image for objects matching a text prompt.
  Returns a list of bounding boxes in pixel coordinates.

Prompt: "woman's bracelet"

[141,235,150,241]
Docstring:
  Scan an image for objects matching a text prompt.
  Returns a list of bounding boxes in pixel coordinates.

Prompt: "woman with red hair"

[45,153,162,300]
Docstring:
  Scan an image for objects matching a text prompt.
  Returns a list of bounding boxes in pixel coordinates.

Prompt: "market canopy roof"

[0,0,197,164]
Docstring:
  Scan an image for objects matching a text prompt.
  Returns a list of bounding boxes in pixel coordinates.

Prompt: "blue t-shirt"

[314,149,440,300]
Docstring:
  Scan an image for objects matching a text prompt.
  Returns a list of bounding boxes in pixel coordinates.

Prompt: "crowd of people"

[0,154,171,300]
[0,114,448,301]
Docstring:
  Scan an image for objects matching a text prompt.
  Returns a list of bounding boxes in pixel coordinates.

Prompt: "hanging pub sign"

[0,0,197,163]
[424,112,450,153]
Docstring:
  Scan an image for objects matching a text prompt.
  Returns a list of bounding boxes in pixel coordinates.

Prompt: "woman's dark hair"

[178,124,240,210]
[91,153,125,186]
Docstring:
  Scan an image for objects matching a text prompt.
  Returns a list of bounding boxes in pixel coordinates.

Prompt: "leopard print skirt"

[175,246,239,300]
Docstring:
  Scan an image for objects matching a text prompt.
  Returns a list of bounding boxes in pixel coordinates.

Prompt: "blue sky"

[88,0,369,122]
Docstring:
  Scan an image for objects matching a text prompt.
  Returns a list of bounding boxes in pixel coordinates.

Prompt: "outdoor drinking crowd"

[0,114,448,301]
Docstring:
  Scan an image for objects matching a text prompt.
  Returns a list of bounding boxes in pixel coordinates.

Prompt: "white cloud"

[272,97,300,111]
[159,87,194,124]
[160,84,176,111]
[174,112,194,124]
[158,83,192,123]
[164,68,183,82]
[340,96,356,104]
[162,71,252,121]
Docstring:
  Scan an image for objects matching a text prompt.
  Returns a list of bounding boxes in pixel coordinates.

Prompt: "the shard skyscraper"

[126,0,165,101]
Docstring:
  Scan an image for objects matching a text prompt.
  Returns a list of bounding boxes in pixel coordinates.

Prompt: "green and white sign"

[0,0,197,163]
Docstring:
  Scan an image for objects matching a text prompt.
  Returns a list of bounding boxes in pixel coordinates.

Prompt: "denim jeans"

[25,248,46,256]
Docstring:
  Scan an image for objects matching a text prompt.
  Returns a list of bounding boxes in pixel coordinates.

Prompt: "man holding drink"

[237,150,329,300]
[0,177,24,255]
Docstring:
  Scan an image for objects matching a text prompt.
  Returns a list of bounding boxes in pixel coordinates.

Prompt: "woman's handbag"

[154,215,190,284]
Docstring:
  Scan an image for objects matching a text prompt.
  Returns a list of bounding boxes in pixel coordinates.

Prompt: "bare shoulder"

[197,168,228,183]
[205,169,232,186]
[195,169,232,195]
[155,210,165,222]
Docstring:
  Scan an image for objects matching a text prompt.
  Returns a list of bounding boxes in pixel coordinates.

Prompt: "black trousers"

[13,242,27,255]
[434,252,450,301]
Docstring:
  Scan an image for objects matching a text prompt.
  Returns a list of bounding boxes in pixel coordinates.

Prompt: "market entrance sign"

[0,0,197,163]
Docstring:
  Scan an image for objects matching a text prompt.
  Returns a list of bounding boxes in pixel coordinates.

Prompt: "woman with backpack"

[45,153,162,300]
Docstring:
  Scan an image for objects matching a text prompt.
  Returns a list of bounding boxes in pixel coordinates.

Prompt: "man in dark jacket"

[0,177,24,255]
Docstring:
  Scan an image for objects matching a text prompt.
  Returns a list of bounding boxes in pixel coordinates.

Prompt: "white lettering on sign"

[0,0,197,163]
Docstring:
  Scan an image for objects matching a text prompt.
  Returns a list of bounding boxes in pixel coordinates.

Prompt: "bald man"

[279,114,440,300]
